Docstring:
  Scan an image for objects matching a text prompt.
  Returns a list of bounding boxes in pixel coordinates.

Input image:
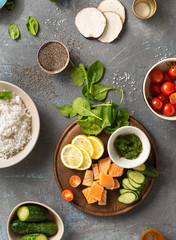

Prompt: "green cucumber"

[128,178,144,190]
[118,192,137,204]
[119,188,140,196]
[133,163,159,177]
[10,220,58,237]
[17,205,48,222]
[122,178,137,191]
[127,170,145,184]
[21,233,48,240]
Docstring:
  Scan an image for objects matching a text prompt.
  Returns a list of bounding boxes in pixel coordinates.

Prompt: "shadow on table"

[0,0,24,23]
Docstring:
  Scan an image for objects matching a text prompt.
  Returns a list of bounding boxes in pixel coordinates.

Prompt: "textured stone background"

[0,0,176,239]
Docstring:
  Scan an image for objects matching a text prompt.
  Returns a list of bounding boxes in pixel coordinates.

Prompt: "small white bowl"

[107,126,151,169]
[7,201,64,240]
[0,81,40,168]
[143,58,176,120]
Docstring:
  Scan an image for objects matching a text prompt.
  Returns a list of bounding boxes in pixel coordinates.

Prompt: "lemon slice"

[87,136,104,159]
[71,135,94,157]
[61,144,84,169]
[76,148,92,171]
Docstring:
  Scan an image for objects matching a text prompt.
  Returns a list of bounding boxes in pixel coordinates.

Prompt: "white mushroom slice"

[97,0,125,23]
[98,11,123,43]
[75,7,106,38]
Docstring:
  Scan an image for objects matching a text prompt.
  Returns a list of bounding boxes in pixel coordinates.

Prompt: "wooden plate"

[53,117,158,216]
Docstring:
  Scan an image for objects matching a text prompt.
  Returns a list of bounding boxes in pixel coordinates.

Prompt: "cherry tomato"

[169,93,176,105]
[175,81,176,90]
[157,94,169,104]
[162,103,175,116]
[150,97,163,112]
[161,82,175,96]
[168,64,176,78]
[163,72,172,82]
[150,69,164,84]
[62,189,74,201]
[150,83,161,96]
[69,175,81,188]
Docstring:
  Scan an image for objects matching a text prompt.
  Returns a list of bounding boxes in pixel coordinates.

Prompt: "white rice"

[0,92,32,159]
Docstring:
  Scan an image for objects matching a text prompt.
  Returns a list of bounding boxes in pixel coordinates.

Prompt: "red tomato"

[163,72,172,82]
[161,82,175,96]
[69,175,81,188]
[62,189,74,201]
[175,81,176,90]
[157,94,169,104]
[168,64,176,78]
[150,97,163,112]
[162,103,175,116]
[150,69,164,84]
[169,93,176,105]
[150,83,161,96]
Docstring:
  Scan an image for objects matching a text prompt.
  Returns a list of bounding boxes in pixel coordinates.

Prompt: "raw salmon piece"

[82,187,97,204]
[108,163,124,177]
[89,181,104,201]
[92,163,99,180]
[82,170,93,187]
[98,157,111,174]
[98,189,107,205]
[113,178,120,189]
[99,173,115,190]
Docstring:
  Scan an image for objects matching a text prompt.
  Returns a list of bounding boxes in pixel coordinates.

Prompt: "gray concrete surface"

[0,0,176,239]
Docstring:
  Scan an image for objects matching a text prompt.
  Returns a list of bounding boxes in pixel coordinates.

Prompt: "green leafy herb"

[0,91,12,100]
[87,61,104,84]
[8,23,20,40]
[92,84,123,101]
[26,16,39,36]
[70,60,85,87]
[51,104,77,118]
[4,0,15,11]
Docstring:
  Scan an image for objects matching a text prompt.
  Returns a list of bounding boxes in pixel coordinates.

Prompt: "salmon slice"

[82,187,97,204]
[113,178,120,189]
[92,163,99,180]
[108,163,124,177]
[89,181,104,201]
[82,170,93,187]
[98,157,111,174]
[99,173,115,190]
[98,189,107,205]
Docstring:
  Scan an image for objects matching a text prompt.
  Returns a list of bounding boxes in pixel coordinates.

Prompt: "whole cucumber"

[21,233,48,240]
[10,220,58,237]
[17,205,48,222]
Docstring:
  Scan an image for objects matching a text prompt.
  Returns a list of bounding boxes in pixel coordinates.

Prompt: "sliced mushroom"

[98,11,123,43]
[75,7,106,38]
[97,0,125,23]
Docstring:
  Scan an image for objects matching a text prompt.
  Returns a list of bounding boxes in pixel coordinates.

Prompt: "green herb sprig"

[0,92,12,100]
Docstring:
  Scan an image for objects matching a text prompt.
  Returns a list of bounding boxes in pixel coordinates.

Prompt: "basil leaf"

[8,23,20,40]
[0,92,12,100]
[26,16,39,36]
[87,61,104,84]
[52,104,77,118]
[4,1,15,11]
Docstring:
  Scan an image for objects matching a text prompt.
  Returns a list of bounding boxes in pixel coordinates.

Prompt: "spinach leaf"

[0,92,12,100]
[8,23,20,40]
[101,102,113,129]
[82,84,95,100]
[77,119,102,135]
[79,63,87,81]
[70,60,85,87]
[92,84,123,101]
[116,109,131,128]
[87,61,104,84]
[26,16,39,36]
[52,104,77,118]
[4,1,15,11]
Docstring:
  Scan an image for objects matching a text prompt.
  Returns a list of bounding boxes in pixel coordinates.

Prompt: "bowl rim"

[7,201,64,240]
[107,126,151,169]
[0,81,40,168]
[143,57,176,120]
[37,40,70,74]
[0,0,7,9]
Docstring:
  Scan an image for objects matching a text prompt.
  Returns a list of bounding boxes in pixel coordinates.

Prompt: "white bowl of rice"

[0,81,40,168]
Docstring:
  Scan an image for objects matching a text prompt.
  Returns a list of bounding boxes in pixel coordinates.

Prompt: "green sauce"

[114,134,143,160]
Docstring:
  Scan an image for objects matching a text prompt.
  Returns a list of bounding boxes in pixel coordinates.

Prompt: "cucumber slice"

[17,206,48,222]
[128,178,144,190]
[10,220,58,237]
[122,178,137,191]
[134,163,159,177]
[21,233,48,240]
[127,170,145,184]
[118,192,137,204]
[133,163,146,171]
[119,189,139,200]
